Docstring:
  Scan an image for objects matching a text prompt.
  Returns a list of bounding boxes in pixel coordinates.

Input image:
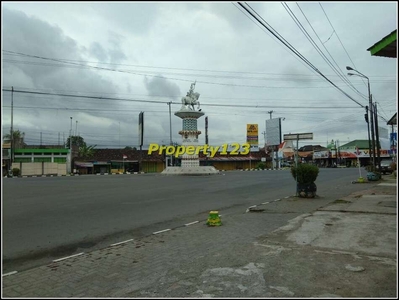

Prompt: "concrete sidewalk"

[2,176,397,298]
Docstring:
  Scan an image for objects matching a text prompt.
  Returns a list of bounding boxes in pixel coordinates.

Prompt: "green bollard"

[207,211,221,226]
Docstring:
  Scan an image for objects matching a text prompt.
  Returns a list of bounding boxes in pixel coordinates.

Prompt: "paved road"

[3,168,368,272]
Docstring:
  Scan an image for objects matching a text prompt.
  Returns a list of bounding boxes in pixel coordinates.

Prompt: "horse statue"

[181,92,200,110]
[181,82,201,110]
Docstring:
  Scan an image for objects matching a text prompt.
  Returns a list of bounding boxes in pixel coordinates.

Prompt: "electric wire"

[294,2,368,100]
[236,2,365,108]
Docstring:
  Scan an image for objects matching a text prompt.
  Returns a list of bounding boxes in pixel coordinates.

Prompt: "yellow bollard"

[207,211,221,226]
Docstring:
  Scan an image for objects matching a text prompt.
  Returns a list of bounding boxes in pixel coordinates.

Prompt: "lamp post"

[346,66,376,171]
[167,102,173,166]
[10,87,14,174]
[69,117,73,174]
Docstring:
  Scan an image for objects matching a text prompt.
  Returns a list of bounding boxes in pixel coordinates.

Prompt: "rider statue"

[181,82,200,111]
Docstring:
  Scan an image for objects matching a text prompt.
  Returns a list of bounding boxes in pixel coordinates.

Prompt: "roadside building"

[11,148,68,176]
[2,142,11,176]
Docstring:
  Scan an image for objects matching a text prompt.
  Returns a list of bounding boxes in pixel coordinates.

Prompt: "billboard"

[266,118,281,146]
[246,124,258,145]
[378,127,389,140]
[138,111,144,147]
[283,133,313,141]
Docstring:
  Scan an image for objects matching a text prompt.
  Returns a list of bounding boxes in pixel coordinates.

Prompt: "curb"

[4,172,146,178]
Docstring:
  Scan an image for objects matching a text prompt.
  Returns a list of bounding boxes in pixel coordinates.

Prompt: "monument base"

[161,166,219,176]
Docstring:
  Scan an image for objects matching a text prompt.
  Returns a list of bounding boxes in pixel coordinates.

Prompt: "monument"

[161,82,219,175]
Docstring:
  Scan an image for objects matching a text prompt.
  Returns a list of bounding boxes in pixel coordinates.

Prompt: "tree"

[65,136,86,149]
[3,130,26,148]
[78,144,97,158]
[124,146,137,150]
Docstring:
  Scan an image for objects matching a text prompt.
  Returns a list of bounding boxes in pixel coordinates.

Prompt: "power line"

[1,88,361,109]
[293,2,368,100]
[2,50,354,89]
[4,50,394,78]
[5,85,392,103]
[236,2,366,108]
[318,2,369,90]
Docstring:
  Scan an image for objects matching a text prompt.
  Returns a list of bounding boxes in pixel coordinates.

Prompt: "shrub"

[257,162,266,170]
[390,161,397,171]
[291,163,319,184]
[12,168,20,176]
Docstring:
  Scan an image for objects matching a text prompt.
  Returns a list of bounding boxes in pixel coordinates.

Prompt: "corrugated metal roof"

[339,140,381,149]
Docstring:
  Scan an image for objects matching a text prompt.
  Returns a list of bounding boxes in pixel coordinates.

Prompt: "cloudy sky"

[1,2,397,150]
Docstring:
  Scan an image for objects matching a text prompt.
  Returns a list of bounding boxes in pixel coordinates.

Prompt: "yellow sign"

[247,124,258,145]
[247,124,258,136]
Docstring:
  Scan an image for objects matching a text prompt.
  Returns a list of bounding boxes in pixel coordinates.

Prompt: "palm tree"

[3,130,25,148]
[78,144,97,158]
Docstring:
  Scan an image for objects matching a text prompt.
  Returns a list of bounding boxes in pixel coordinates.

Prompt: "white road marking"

[110,239,134,246]
[185,221,199,226]
[53,252,84,262]
[153,229,171,235]
[2,271,18,277]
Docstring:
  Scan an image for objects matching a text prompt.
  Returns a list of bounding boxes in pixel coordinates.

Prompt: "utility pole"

[268,110,274,170]
[365,106,372,166]
[369,94,376,171]
[205,116,209,166]
[58,132,60,146]
[40,132,42,146]
[75,120,78,136]
[346,66,375,170]
[374,102,381,172]
[262,131,266,146]
[10,86,14,171]
[69,117,73,174]
[167,102,173,166]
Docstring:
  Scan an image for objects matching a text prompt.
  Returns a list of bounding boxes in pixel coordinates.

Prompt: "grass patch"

[333,199,352,204]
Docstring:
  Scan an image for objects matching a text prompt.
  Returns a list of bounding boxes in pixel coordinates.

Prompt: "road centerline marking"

[110,239,134,246]
[153,229,171,235]
[53,252,84,262]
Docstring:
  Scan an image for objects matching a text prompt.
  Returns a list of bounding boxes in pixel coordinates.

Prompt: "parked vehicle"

[281,161,293,168]
[379,159,393,174]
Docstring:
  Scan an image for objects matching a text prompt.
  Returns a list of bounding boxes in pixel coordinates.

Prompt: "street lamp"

[167,102,173,166]
[69,117,73,174]
[346,66,376,171]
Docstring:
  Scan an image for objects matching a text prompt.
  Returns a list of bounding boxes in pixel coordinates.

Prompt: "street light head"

[346,66,353,71]
[347,73,355,76]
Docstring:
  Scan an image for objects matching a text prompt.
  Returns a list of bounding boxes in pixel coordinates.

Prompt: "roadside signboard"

[283,133,313,141]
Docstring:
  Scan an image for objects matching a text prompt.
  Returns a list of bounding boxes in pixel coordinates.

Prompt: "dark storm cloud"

[2,8,80,63]
[89,42,108,62]
[2,7,120,100]
[88,33,127,64]
[144,76,181,99]
[1,7,128,146]
[108,32,128,64]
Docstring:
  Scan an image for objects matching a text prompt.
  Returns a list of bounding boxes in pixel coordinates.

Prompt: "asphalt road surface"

[3,168,369,272]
